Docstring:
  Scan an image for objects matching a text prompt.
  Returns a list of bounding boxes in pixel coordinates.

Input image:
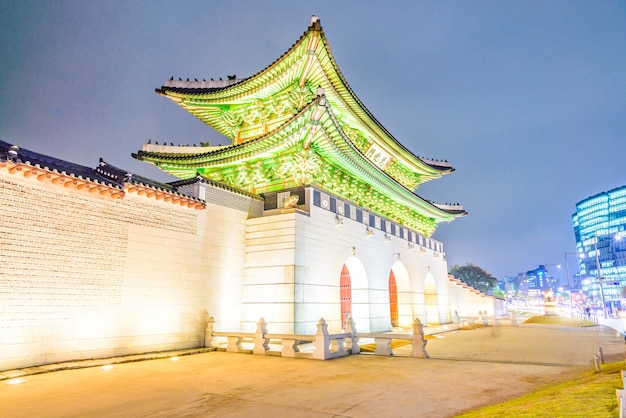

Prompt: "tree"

[450,263,498,294]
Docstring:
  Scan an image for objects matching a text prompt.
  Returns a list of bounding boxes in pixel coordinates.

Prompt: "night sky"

[2,1,625,283]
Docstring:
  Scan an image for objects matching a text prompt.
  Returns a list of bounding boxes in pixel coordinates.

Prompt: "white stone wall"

[0,170,498,370]
[0,174,248,370]
[242,213,297,333]
[242,202,455,335]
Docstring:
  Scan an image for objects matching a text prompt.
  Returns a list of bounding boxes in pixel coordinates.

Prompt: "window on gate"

[389,270,398,327]
[340,264,352,330]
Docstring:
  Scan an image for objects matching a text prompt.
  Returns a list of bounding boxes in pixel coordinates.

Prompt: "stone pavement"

[0,323,623,418]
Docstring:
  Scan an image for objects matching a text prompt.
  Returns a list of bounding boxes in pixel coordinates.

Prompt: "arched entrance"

[424,272,439,325]
[340,264,352,330]
[339,256,369,332]
[389,271,398,327]
[390,261,412,328]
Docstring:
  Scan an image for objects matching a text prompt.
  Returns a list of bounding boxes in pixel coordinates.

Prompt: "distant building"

[522,265,558,297]
[572,186,626,309]
[502,275,521,300]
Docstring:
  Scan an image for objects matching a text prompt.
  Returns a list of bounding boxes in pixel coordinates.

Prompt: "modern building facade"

[525,265,558,293]
[0,16,504,371]
[573,185,626,309]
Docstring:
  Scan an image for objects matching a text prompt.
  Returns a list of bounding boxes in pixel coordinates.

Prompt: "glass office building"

[572,186,626,310]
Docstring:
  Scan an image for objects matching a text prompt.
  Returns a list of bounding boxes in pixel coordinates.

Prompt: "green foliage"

[450,263,498,294]
[457,361,622,417]
[523,315,596,327]
[492,288,505,298]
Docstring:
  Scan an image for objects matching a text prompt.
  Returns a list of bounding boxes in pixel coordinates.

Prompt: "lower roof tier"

[134,96,466,235]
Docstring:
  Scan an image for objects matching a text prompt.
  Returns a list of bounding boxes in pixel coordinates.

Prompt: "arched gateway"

[132,16,468,335]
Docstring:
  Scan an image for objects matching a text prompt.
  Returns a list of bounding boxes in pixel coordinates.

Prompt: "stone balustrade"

[205,316,428,360]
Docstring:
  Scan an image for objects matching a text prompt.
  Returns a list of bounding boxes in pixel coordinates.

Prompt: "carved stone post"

[205,316,215,349]
[313,318,330,360]
[410,317,429,358]
[253,317,270,355]
[346,317,360,354]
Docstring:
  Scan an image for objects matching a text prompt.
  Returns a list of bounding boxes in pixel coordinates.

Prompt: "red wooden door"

[389,270,399,327]
[340,264,352,330]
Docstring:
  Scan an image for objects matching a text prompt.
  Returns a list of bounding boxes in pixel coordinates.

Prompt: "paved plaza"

[1,324,624,417]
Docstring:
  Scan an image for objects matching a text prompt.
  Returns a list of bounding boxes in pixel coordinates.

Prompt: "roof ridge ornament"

[309,15,320,28]
[4,145,20,163]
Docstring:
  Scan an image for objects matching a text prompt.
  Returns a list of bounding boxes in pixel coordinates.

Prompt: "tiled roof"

[0,140,204,208]
[0,140,121,188]
[154,17,454,176]
[95,159,176,192]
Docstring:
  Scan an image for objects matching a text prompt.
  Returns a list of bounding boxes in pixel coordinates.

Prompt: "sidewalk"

[0,323,623,417]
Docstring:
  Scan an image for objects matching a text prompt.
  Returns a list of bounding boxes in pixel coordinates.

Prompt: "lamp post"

[564,252,580,317]
[593,237,608,318]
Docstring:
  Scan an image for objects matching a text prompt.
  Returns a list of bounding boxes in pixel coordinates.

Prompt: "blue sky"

[1,1,625,282]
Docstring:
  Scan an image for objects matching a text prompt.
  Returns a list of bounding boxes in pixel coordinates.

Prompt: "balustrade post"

[253,317,270,355]
[410,317,429,358]
[281,339,300,357]
[330,337,346,356]
[374,338,392,356]
[205,316,215,349]
[226,336,242,353]
[346,317,360,354]
[313,318,330,360]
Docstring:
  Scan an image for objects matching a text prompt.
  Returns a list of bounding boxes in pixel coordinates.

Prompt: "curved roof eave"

[155,17,454,177]
[134,97,463,222]
[134,100,319,167]
[312,102,461,221]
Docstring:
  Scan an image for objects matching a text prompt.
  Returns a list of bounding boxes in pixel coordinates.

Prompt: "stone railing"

[205,317,429,360]
[358,318,428,358]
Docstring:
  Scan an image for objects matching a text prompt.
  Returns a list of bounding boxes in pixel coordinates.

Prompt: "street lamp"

[564,252,581,317]
[593,237,608,318]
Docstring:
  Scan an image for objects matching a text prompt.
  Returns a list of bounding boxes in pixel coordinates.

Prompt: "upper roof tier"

[137,16,467,232]
[154,16,454,190]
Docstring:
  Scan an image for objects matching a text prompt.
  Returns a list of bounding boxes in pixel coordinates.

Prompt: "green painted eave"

[155,18,453,185]
[135,98,461,227]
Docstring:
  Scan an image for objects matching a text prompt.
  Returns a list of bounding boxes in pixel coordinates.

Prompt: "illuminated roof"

[134,16,466,234]
[152,17,454,185]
